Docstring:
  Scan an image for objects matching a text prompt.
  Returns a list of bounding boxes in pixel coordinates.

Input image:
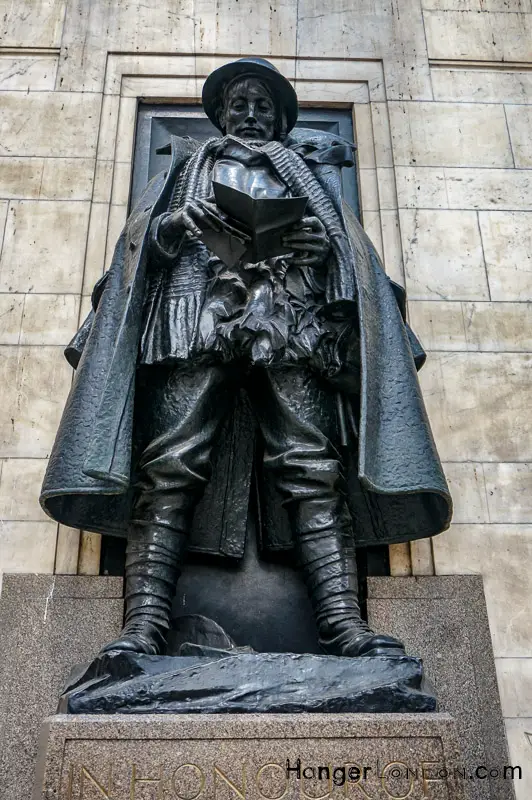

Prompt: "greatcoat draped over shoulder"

[40,129,452,560]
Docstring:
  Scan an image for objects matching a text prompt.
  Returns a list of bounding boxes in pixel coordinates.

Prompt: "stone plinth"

[0,575,123,800]
[34,713,465,800]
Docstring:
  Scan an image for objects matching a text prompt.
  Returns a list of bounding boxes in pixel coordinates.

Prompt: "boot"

[297,527,406,657]
[101,523,187,656]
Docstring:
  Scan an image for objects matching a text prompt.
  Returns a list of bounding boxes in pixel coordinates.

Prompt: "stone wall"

[0,0,530,796]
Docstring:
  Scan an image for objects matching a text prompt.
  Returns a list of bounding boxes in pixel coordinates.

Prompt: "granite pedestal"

[1,575,513,800]
[34,713,465,800]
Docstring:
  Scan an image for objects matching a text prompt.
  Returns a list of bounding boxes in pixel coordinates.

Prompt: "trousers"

[131,364,353,540]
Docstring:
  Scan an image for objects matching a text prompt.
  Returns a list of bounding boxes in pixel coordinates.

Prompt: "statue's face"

[222,78,277,141]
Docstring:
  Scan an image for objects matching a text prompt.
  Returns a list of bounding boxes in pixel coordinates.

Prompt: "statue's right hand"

[160,200,225,242]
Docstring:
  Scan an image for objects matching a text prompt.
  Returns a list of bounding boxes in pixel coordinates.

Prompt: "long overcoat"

[40,130,452,559]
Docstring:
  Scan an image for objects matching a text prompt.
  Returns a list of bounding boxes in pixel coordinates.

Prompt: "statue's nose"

[245,102,258,121]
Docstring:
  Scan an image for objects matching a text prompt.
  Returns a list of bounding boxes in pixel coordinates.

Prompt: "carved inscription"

[63,760,453,800]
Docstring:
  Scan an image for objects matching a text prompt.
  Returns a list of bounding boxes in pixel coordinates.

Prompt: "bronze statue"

[41,58,452,663]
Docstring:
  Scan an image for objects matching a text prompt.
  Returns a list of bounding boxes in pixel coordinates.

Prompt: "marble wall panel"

[442,462,490,524]
[120,76,199,100]
[419,352,532,462]
[431,68,532,104]
[505,719,532,800]
[0,0,66,48]
[395,166,448,209]
[396,167,532,211]
[0,345,72,459]
[354,104,376,169]
[39,158,95,201]
[296,0,393,60]
[361,211,384,259]
[370,103,394,167]
[409,300,468,350]
[433,523,532,657]
[0,91,101,159]
[505,105,532,169]
[423,0,530,10]
[56,0,297,93]
[296,0,434,99]
[384,56,433,100]
[104,205,128,271]
[0,295,24,345]
[496,659,532,718]
[110,161,132,208]
[114,97,137,164]
[195,0,298,58]
[483,463,532,524]
[0,157,94,202]
[424,10,532,61]
[463,301,532,352]
[380,210,405,285]
[389,102,513,168]
[295,59,385,99]
[54,526,81,574]
[445,169,532,212]
[92,161,114,204]
[104,54,295,96]
[55,0,190,91]
[401,209,489,300]
[409,300,532,351]
[19,294,80,346]
[96,95,120,161]
[0,458,48,522]
[0,199,7,250]
[79,294,93,324]
[0,200,90,295]
[0,54,58,92]
[359,169,380,213]
[82,203,109,295]
[0,158,44,200]
[0,294,81,346]
[0,521,57,589]
[479,211,532,301]
[376,167,398,210]
[296,80,369,104]
[409,537,434,575]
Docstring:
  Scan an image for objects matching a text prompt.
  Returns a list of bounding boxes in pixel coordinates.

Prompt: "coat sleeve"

[63,172,168,369]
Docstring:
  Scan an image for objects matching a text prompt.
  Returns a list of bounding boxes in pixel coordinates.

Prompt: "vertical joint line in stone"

[476,211,492,303]
[503,104,516,170]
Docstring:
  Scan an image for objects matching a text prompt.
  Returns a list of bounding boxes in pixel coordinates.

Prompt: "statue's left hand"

[282,216,330,267]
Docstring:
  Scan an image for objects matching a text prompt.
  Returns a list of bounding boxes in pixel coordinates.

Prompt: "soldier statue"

[41,58,452,661]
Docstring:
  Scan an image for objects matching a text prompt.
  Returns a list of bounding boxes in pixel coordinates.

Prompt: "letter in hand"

[281,216,330,268]
[159,198,228,246]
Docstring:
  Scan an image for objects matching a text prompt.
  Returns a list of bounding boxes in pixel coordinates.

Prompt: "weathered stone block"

[419,352,532,462]
[0,200,91,294]
[479,211,532,301]
[431,531,532,658]
[0,345,73,458]
[33,713,465,800]
[368,576,514,800]
[423,11,532,62]
[401,210,488,301]
[0,92,101,159]
[389,102,513,168]
[0,575,123,800]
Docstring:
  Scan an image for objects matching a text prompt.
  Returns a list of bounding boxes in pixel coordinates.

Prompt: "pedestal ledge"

[34,712,465,800]
[59,649,437,714]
